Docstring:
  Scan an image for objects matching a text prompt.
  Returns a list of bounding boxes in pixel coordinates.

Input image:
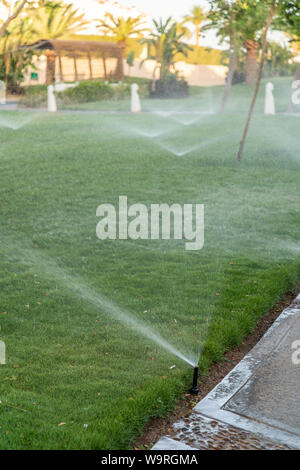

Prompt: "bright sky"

[68,0,220,48]
[70,0,210,20]
[116,0,210,20]
[0,0,288,50]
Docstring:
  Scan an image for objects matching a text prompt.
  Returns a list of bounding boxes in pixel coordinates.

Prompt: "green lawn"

[0,77,299,449]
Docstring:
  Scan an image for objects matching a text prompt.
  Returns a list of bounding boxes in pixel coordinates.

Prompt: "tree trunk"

[195,25,199,47]
[237,5,281,162]
[116,41,126,81]
[58,54,64,82]
[45,50,56,85]
[156,46,164,81]
[245,39,259,86]
[4,52,11,84]
[14,54,22,86]
[151,65,160,92]
[219,27,237,113]
[159,63,163,80]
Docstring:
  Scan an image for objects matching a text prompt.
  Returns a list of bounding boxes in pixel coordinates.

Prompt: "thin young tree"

[237,0,285,162]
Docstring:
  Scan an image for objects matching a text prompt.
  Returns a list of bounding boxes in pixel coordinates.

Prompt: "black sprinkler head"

[190,365,199,395]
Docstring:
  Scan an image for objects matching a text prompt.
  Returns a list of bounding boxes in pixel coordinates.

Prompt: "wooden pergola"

[25,39,125,84]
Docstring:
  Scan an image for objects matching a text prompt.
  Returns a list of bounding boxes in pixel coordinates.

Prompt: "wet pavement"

[225,315,300,436]
[154,414,292,450]
[153,294,300,450]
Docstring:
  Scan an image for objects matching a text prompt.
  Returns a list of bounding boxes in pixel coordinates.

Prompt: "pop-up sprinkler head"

[190,365,199,395]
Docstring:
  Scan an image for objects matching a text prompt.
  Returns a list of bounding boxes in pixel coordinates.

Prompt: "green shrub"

[149,75,189,99]
[123,77,149,98]
[57,81,114,105]
[20,79,150,108]
[105,82,131,101]
[19,85,47,108]
[57,80,149,106]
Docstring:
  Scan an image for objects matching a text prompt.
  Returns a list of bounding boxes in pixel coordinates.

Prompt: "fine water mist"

[12,246,199,368]
[0,112,43,130]
[126,127,170,138]
[156,136,221,157]
[170,115,203,126]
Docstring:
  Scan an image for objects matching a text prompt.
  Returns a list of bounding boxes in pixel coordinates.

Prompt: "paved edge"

[152,437,197,451]
[153,294,300,450]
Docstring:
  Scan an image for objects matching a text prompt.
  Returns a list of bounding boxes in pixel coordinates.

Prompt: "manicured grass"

[0,77,299,449]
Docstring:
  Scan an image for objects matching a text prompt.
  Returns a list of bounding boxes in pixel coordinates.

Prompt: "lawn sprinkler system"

[190,365,199,395]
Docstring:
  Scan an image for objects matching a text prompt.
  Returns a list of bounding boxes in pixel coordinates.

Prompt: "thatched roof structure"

[24,39,124,84]
[27,39,123,58]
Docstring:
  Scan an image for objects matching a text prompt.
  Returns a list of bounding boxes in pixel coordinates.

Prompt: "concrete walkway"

[0,100,19,111]
[153,294,300,450]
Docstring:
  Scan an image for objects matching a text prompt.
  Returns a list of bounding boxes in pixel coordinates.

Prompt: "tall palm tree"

[29,1,87,84]
[0,15,34,85]
[265,40,294,77]
[207,0,243,112]
[237,0,284,162]
[31,0,87,39]
[140,18,192,83]
[237,1,269,85]
[0,0,28,40]
[176,20,192,42]
[184,5,206,47]
[97,13,148,64]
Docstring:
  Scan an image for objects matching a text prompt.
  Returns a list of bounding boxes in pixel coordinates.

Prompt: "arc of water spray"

[157,137,221,157]
[0,112,45,131]
[18,247,197,367]
[171,116,202,127]
[169,112,216,127]
[126,127,170,139]
[74,282,197,367]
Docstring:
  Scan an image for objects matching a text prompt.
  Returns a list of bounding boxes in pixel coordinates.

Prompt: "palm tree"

[0,15,34,85]
[176,21,192,42]
[29,1,87,84]
[183,5,206,47]
[265,40,294,77]
[277,3,300,110]
[237,0,285,162]
[207,0,243,112]
[97,13,148,65]
[140,18,192,82]
[208,0,268,88]
[238,1,269,86]
[0,0,28,40]
[31,0,87,39]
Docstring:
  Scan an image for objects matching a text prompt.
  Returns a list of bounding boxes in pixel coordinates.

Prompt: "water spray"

[190,365,199,395]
